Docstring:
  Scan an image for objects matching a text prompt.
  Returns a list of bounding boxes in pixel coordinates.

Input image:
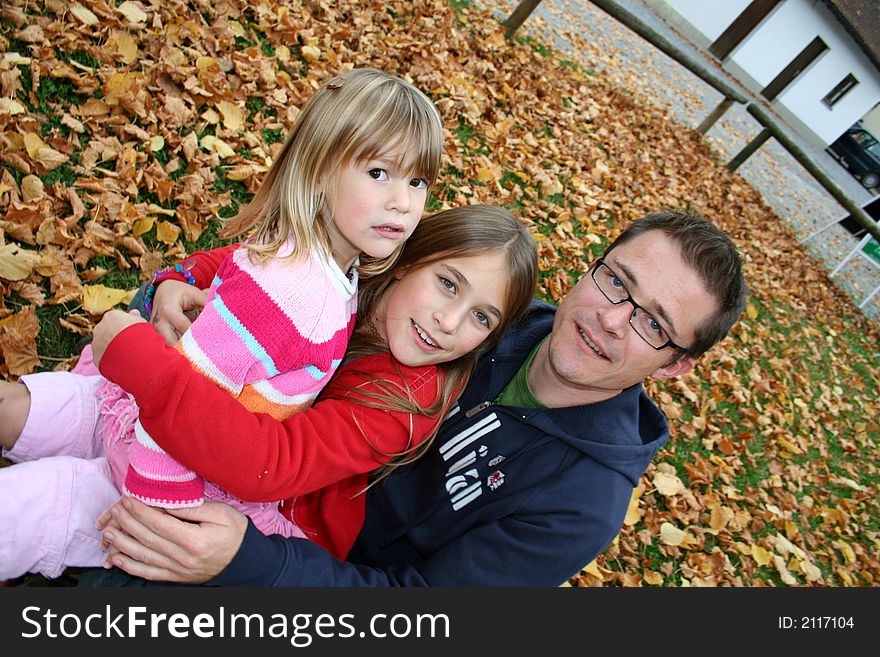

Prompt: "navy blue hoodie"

[212,301,670,586]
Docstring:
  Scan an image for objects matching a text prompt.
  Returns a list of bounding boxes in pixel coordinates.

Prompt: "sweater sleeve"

[99,323,440,503]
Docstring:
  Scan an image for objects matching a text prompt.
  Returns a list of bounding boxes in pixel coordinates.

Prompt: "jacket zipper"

[465,400,492,418]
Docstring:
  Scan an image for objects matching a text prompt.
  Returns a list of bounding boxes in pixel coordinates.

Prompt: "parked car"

[828,125,880,189]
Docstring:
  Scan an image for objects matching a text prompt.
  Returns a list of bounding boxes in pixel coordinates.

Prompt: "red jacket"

[102,247,445,559]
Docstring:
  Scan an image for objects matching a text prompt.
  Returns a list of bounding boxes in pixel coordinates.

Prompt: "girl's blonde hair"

[221,68,444,273]
[343,205,538,489]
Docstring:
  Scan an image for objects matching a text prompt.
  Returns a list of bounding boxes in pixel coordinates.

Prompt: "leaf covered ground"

[0,0,878,587]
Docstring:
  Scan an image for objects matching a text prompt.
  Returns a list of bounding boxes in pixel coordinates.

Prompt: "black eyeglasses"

[590,259,685,351]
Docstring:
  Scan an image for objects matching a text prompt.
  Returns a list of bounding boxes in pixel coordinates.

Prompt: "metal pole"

[696,97,734,135]
[859,282,880,309]
[504,0,544,38]
[587,0,749,105]
[727,128,772,172]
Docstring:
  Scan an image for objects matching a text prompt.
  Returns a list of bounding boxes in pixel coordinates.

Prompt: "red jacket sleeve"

[99,323,442,503]
[155,245,236,289]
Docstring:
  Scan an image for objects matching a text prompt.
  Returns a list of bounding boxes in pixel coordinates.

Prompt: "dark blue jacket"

[212,301,670,586]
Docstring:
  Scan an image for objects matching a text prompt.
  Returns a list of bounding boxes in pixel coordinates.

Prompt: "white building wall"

[662,0,752,41]
[655,0,880,146]
[731,0,880,145]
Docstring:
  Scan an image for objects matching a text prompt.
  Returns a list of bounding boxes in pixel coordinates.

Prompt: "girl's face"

[374,251,509,368]
[324,146,429,270]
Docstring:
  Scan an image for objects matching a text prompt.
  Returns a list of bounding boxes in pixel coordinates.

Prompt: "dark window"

[823,74,859,108]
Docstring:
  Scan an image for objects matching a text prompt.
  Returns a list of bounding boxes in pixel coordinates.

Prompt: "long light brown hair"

[221,68,444,274]
[342,205,538,489]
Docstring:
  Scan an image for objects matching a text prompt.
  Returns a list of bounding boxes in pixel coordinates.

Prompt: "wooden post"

[504,0,543,38]
[696,97,734,135]
[727,128,771,172]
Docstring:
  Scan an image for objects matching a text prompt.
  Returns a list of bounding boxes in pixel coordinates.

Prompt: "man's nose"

[598,300,634,338]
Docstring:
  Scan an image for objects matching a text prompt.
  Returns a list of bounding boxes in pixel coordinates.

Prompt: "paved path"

[476,0,880,323]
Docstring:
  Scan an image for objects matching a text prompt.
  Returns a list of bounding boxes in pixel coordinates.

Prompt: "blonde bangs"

[344,91,443,187]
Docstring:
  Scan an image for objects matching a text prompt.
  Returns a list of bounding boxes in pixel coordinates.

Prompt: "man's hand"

[92,309,146,367]
[150,280,208,346]
[97,497,248,584]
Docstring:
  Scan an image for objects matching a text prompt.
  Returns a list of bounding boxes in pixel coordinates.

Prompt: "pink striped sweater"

[106,238,358,512]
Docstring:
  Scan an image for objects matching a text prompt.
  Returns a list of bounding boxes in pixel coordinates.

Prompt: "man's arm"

[100,470,626,587]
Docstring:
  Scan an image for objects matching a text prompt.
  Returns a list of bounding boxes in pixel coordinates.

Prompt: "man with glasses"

[93,210,747,586]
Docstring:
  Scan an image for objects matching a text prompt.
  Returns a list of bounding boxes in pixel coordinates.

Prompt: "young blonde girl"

[0,67,443,580]
[93,204,538,561]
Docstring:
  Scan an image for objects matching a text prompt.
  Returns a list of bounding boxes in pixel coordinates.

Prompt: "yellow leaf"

[227,21,247,38]
[226,164,267,181]
[799,559,822,582]
[643,571,664,585]
[653,471,685,496]
[623,485,643,526]
[708,503,733,532]
[21,175,45,201]
[750,544,772,566]
[149,135,165,152]
[35,147,68,171]
[114,33,139,65]
[105,72,133,105]
[116,1,148,23]
[659,522,686,546]
[746,304,758,319]
[2,53,31,66]
[476,167,497,183]
[80,98,110,116]
[132,216,155,236]
[0,98,26,115]
[70,3,99,26]
[23,133,48,159]
[772,555,798,585]
[581,560,603,580]
[156,220,181,245]
[82,285,130,314]
[196,56,217,73]
[204,136,234,158]
[301,45,321,62]
[217,100,243,132]
[276,45,290,62]
[0,244,42,281]
[833,540,856,564]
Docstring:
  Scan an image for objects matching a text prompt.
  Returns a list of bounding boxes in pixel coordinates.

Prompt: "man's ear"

[651,355,696,380]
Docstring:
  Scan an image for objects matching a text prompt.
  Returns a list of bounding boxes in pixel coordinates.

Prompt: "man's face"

[543,229,718,403]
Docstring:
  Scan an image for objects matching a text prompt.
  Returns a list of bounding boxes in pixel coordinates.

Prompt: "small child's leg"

[0,381,30,450]
[3,372,106,463]
[0,455,119,580]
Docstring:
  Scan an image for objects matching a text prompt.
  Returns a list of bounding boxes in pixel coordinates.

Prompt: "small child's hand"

[151,280,208,346]
[92,309,146,367]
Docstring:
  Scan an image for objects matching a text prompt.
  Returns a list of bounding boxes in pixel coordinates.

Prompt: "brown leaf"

[0,305,41,376]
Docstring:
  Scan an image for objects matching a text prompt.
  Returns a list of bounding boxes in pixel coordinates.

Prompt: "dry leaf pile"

[1,0,878,586]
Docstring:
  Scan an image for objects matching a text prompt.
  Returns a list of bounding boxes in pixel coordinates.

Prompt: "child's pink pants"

[0,349,304,581]
[0,371,118,579]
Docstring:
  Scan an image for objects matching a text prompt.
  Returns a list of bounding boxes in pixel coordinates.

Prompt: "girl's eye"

[410,177,428,189]
[439,276,456,293]
[368,168,389,181]
[474,310,491,328]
